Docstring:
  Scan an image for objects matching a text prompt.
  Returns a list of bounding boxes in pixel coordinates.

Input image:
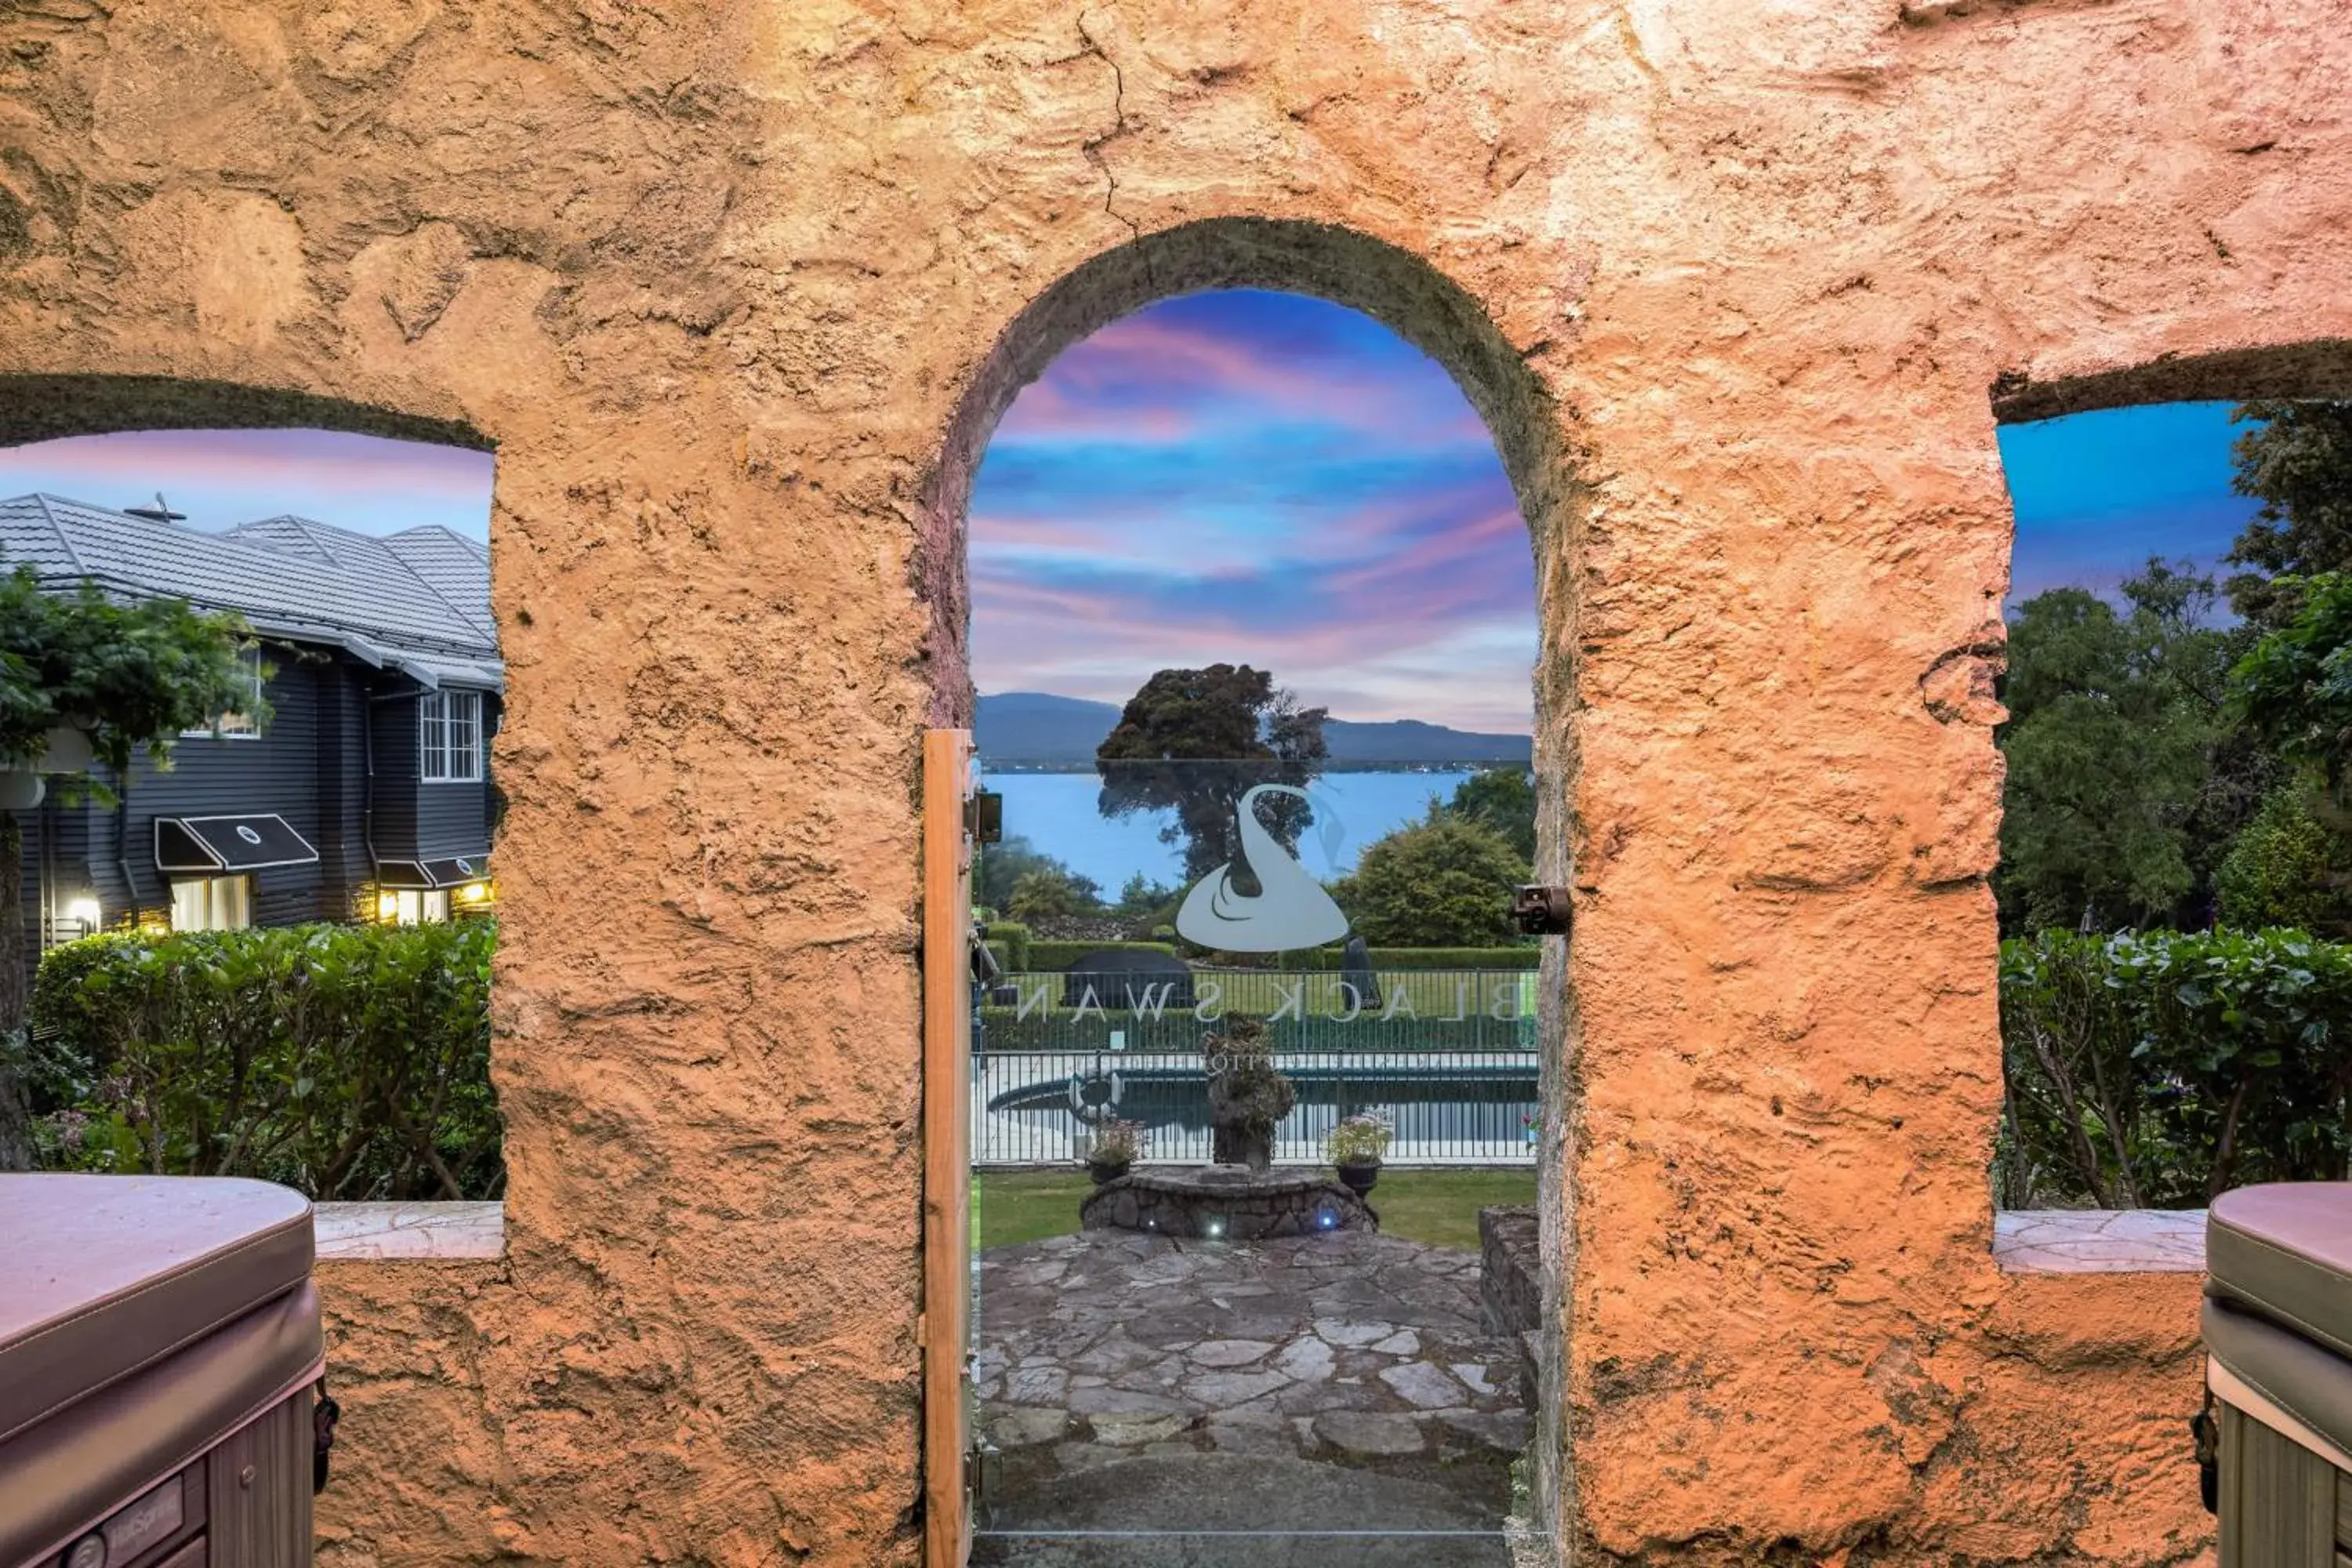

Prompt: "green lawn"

[973,1167,1535,1252]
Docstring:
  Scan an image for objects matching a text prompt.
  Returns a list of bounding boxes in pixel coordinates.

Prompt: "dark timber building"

[2,493,502,967]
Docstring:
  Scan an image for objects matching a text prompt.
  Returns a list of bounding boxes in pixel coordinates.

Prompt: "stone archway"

[914,215,1588,1548]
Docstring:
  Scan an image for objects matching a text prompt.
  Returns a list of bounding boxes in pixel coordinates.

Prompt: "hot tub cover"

[2203,1297,2352,1462]
[0,1174,315,1449]
[2205,1181,2352,1363]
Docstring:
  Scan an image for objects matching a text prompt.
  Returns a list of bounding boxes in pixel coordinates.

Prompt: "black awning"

[376,854,488,890]
[155,815,319,873]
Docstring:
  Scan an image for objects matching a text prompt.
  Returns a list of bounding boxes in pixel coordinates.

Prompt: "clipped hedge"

[1999,926,2352,1208]
[982,921,1033,971]
[1026,938,1180,971]
[1019,938,1541,972]
[975,1010,1515,1054]
[27,920,500,1200]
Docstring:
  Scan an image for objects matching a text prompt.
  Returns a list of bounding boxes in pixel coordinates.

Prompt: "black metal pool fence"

[971,968,1543,1167]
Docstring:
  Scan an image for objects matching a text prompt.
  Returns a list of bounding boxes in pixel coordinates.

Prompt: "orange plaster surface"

[5,0,2350,1561]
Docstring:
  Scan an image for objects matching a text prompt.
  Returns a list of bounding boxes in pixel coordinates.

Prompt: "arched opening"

[919,220,1582,1563]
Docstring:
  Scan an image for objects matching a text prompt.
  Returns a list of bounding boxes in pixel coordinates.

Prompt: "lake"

[980,768,1483,891]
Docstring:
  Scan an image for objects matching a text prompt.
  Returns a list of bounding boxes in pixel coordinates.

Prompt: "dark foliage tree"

[2225,400,2352,628]
[1444,766,1536,863]
[1330,811,1530,947]
[1,563,259,1167]
[2231,572,2352,808]
[1995,561,2244,933]
[1094,665,1328,883]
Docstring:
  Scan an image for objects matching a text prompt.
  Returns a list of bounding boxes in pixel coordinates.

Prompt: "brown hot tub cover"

[0,1174,321,1568]
[2202,1181,2352,1461]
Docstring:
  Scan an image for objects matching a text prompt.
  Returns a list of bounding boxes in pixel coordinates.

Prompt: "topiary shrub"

[2216,785,2352,936]
[982,920,1033,971]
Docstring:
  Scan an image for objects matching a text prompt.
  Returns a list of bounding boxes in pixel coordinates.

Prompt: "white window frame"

[419,690,483,783]
[180,647,265,740]
[381,887,452,925]
[169,874,252,931]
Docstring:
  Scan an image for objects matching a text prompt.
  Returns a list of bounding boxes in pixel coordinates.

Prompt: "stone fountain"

[1080,1014,1375,1240]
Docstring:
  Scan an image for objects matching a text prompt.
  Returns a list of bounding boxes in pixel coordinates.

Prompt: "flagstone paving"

[973,1227,1531,1561]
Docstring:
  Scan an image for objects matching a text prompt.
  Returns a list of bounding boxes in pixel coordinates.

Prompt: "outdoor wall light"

[1205,1217,1225,1240]
[376,892,401,921]
[456,880,492,904]
[63,895,101,932]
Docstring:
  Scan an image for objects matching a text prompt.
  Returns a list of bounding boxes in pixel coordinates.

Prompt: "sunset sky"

[0,292,2267,735]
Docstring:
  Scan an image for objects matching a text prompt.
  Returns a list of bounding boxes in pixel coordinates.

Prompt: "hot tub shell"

[1,1175,323,1568]
[2201,1181,2352,1568]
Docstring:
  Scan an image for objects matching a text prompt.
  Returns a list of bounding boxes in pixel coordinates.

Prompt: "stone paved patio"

[973,1228,1531,1562]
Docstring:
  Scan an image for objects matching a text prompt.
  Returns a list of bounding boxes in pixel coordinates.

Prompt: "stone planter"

[1086,1158,1131,1187]
[1336,1160,1381,1198]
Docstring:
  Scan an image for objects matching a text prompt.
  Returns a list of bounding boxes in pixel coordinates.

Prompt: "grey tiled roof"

[0,492,501,689]
[224,515,497,644]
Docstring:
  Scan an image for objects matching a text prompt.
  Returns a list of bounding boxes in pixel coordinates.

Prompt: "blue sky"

[1995,400,2260,608]
[0,297,2266,731]
[971,290,1536,731]
[0,426,495,541]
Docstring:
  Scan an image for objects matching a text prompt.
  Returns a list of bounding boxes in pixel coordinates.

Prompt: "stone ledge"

[1993,1209,2205,1275]
[314,1201,505,1261]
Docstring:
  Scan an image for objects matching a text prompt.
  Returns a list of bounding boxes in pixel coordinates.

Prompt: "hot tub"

[1,1175,323,1568]
[2201,1182,2352,1568]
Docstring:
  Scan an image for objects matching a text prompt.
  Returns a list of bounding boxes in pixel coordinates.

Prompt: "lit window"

[419,691,482,782]
[170,876,252,931]
[181,647,265,739]
[378,887,452,925]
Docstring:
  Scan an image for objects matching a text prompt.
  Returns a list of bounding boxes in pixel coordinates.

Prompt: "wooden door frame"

[920,729,975,1566]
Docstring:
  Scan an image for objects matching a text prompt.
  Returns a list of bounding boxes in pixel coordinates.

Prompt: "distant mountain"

[975,691,1532,767]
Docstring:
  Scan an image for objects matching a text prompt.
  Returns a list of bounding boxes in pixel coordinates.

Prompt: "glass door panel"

[968,752,1541,1566]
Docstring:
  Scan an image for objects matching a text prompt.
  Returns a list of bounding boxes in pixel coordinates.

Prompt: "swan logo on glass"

[1174,784,1351,953]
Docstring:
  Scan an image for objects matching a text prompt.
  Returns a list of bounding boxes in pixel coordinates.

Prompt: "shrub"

[28,920,500,1200]
[2215,785,2352,935]
[1331,815,1532,948]
[1999,927,2352,1207]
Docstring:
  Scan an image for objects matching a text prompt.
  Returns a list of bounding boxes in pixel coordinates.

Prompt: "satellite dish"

[122,492,187,524]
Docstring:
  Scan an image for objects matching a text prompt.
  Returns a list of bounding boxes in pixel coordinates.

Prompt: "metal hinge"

[1511,884,1572,936]
[968,1439,1000,1515]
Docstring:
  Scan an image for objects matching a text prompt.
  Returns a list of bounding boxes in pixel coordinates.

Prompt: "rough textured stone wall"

[5,2,2350,1563]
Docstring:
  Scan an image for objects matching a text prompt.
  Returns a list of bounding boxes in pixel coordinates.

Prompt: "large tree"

[2225,400,2352,627]
[1094,665,1328,883]
[1,564,259,1167]
[1444,766,1536,863]
[1995,561,2244,933]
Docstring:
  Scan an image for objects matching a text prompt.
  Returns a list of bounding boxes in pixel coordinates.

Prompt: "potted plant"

[1327,1111,1393,1196]
[1086,1119,1146,1185]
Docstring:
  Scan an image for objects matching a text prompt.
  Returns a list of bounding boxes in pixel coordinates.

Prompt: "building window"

[378,887,452,925]
[170,875,252,931]
[180,647,265,739]
[419,690,482,782]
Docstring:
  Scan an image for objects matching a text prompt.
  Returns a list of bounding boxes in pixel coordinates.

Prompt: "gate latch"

[1512,885,1572,936]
